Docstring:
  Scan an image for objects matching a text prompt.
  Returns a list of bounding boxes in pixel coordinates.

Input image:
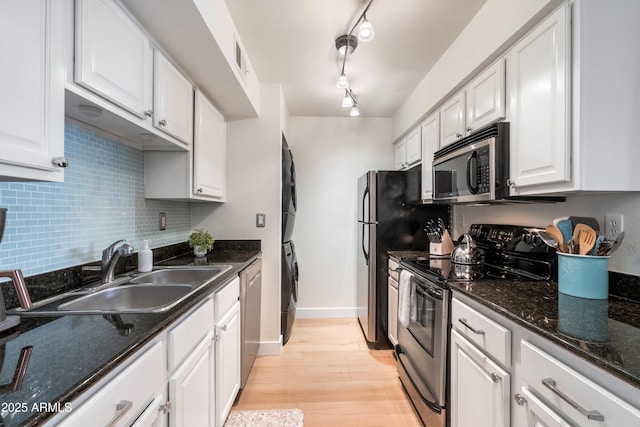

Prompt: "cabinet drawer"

[521,341,640,426]
[215,277,239,320]
[451,298,511,366]
[168,298,214,371]
[59,341,165,427]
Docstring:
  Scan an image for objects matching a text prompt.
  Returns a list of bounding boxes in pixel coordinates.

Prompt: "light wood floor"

[233,318,421,426]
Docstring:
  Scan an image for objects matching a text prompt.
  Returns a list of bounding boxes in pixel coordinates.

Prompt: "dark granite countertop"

[0,241,260,427]
[448,279,640,389]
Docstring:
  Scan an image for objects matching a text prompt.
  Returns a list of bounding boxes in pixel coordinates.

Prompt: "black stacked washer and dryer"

[281,135,299,345]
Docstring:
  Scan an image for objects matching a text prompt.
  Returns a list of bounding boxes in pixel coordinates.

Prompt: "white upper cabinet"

[440,92,466,147]
[394,138,407,170]
[153,50,194,146]
[144,90,226,202]
[395,126,422,170]
[75,0,153,119]
[0,0,66,182]
[193,91,226,201]
[466,59,506,134]
[507,4,570,191]
[421,112,439,201]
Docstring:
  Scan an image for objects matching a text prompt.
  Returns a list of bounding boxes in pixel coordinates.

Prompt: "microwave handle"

[466,151,479,194]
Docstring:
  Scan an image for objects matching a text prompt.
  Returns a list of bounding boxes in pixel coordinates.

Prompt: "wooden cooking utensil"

[545,225,565,252]
[574,223,597,255]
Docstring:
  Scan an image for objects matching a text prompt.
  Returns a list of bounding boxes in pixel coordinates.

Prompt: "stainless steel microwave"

[432,123,509,204]
[432,122,565,204]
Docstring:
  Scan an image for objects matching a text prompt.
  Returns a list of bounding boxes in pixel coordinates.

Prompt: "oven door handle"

[411,277,443,301]
[397,347,442,414]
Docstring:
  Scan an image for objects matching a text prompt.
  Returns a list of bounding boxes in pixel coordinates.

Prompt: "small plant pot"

[193,246,208,258]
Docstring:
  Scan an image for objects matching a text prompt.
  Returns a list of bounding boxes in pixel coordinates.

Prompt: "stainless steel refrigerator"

[357,170,449,349]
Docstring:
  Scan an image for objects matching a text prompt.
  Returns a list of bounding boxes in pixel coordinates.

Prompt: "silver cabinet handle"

[458,318,485,335]
[542,378,605,421]
[456,133,462,138]
[51,157,69,168]
[144,110,153,117]
[467,127,473,132]
[107,400,133,427]
[490,373,502,383]
[196,187,204,193]
[159,119,167,126]
[221,324,228,332]
[514,393,527,406]
[159,401,171,414]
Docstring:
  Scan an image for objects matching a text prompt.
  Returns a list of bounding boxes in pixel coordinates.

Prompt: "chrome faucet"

[101,240,134,284]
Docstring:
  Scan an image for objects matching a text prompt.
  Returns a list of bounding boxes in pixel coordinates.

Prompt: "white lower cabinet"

[215,296,241,426]
[515,340,640,427]
[450,330,510,427]
[450,296,511,427]
[57,341,166,427]
[169,333,215,427]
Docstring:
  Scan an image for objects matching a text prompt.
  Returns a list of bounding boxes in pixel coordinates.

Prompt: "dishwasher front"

[239,258,262,388]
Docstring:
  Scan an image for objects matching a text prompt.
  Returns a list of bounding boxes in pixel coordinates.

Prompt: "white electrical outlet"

[605,214,623,240]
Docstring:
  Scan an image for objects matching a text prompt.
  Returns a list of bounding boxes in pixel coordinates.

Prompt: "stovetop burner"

[401,224,556,285]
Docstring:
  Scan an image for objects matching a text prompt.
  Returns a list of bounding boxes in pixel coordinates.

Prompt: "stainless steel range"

[394,224,555,427]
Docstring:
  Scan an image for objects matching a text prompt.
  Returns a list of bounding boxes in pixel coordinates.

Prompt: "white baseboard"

[257,336,283,356]
[296,307,357,318]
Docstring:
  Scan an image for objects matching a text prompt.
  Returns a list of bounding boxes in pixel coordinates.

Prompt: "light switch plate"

[256,213,266,228]
[159,213,167,230]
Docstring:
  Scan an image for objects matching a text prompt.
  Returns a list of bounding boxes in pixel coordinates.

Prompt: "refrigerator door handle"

[361,223,369,265]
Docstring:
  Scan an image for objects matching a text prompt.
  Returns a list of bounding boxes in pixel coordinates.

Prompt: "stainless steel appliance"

[396,223,555,426]
[357,170,449,349]
[281,134,298,344]
[433,122,564,204]
[240,258,261,388]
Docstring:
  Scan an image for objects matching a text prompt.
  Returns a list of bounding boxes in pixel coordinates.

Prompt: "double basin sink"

[12,265,232,316]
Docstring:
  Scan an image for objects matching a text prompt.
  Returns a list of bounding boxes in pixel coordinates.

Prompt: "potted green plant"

[187,229,215,257]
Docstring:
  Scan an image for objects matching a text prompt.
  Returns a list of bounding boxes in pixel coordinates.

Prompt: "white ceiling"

[225,0,487,118]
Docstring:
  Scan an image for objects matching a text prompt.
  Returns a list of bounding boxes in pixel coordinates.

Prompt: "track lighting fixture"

[337,73,349,89]
[335,35,358,56]
[358,16,374,42]
[342,89,356,108]
[334,0,375,116]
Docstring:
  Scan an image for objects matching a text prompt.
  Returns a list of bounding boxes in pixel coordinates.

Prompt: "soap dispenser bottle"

[138,240,153,272]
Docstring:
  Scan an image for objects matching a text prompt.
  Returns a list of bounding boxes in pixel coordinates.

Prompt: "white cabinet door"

[193,91,226,201]
[170,335,215,427]
[75,0,153,118]
[466,59,505,134]
[215,301,241,427]
[421,112,439,201]
[154,50,193,145]
[0,0,66,182]
[405,127,422,167]
[131,394,169,427]
[440,92,466,147]
[394,138,407,170]
[508,4,570,191]
[450,329,510,427]
[514,387,573,427]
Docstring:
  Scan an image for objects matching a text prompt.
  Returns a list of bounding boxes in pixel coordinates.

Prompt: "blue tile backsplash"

[0,121,191,276]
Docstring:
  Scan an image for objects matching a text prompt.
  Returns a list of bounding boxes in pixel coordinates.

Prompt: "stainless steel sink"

[11,264,233,316]
[57,284,195,313]
[129,267,227,285]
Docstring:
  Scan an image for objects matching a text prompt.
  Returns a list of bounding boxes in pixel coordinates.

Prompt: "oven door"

[433,137,495,203]
[396,274,449,426]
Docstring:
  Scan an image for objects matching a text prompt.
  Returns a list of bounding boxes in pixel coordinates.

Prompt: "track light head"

[358,16,374,42]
